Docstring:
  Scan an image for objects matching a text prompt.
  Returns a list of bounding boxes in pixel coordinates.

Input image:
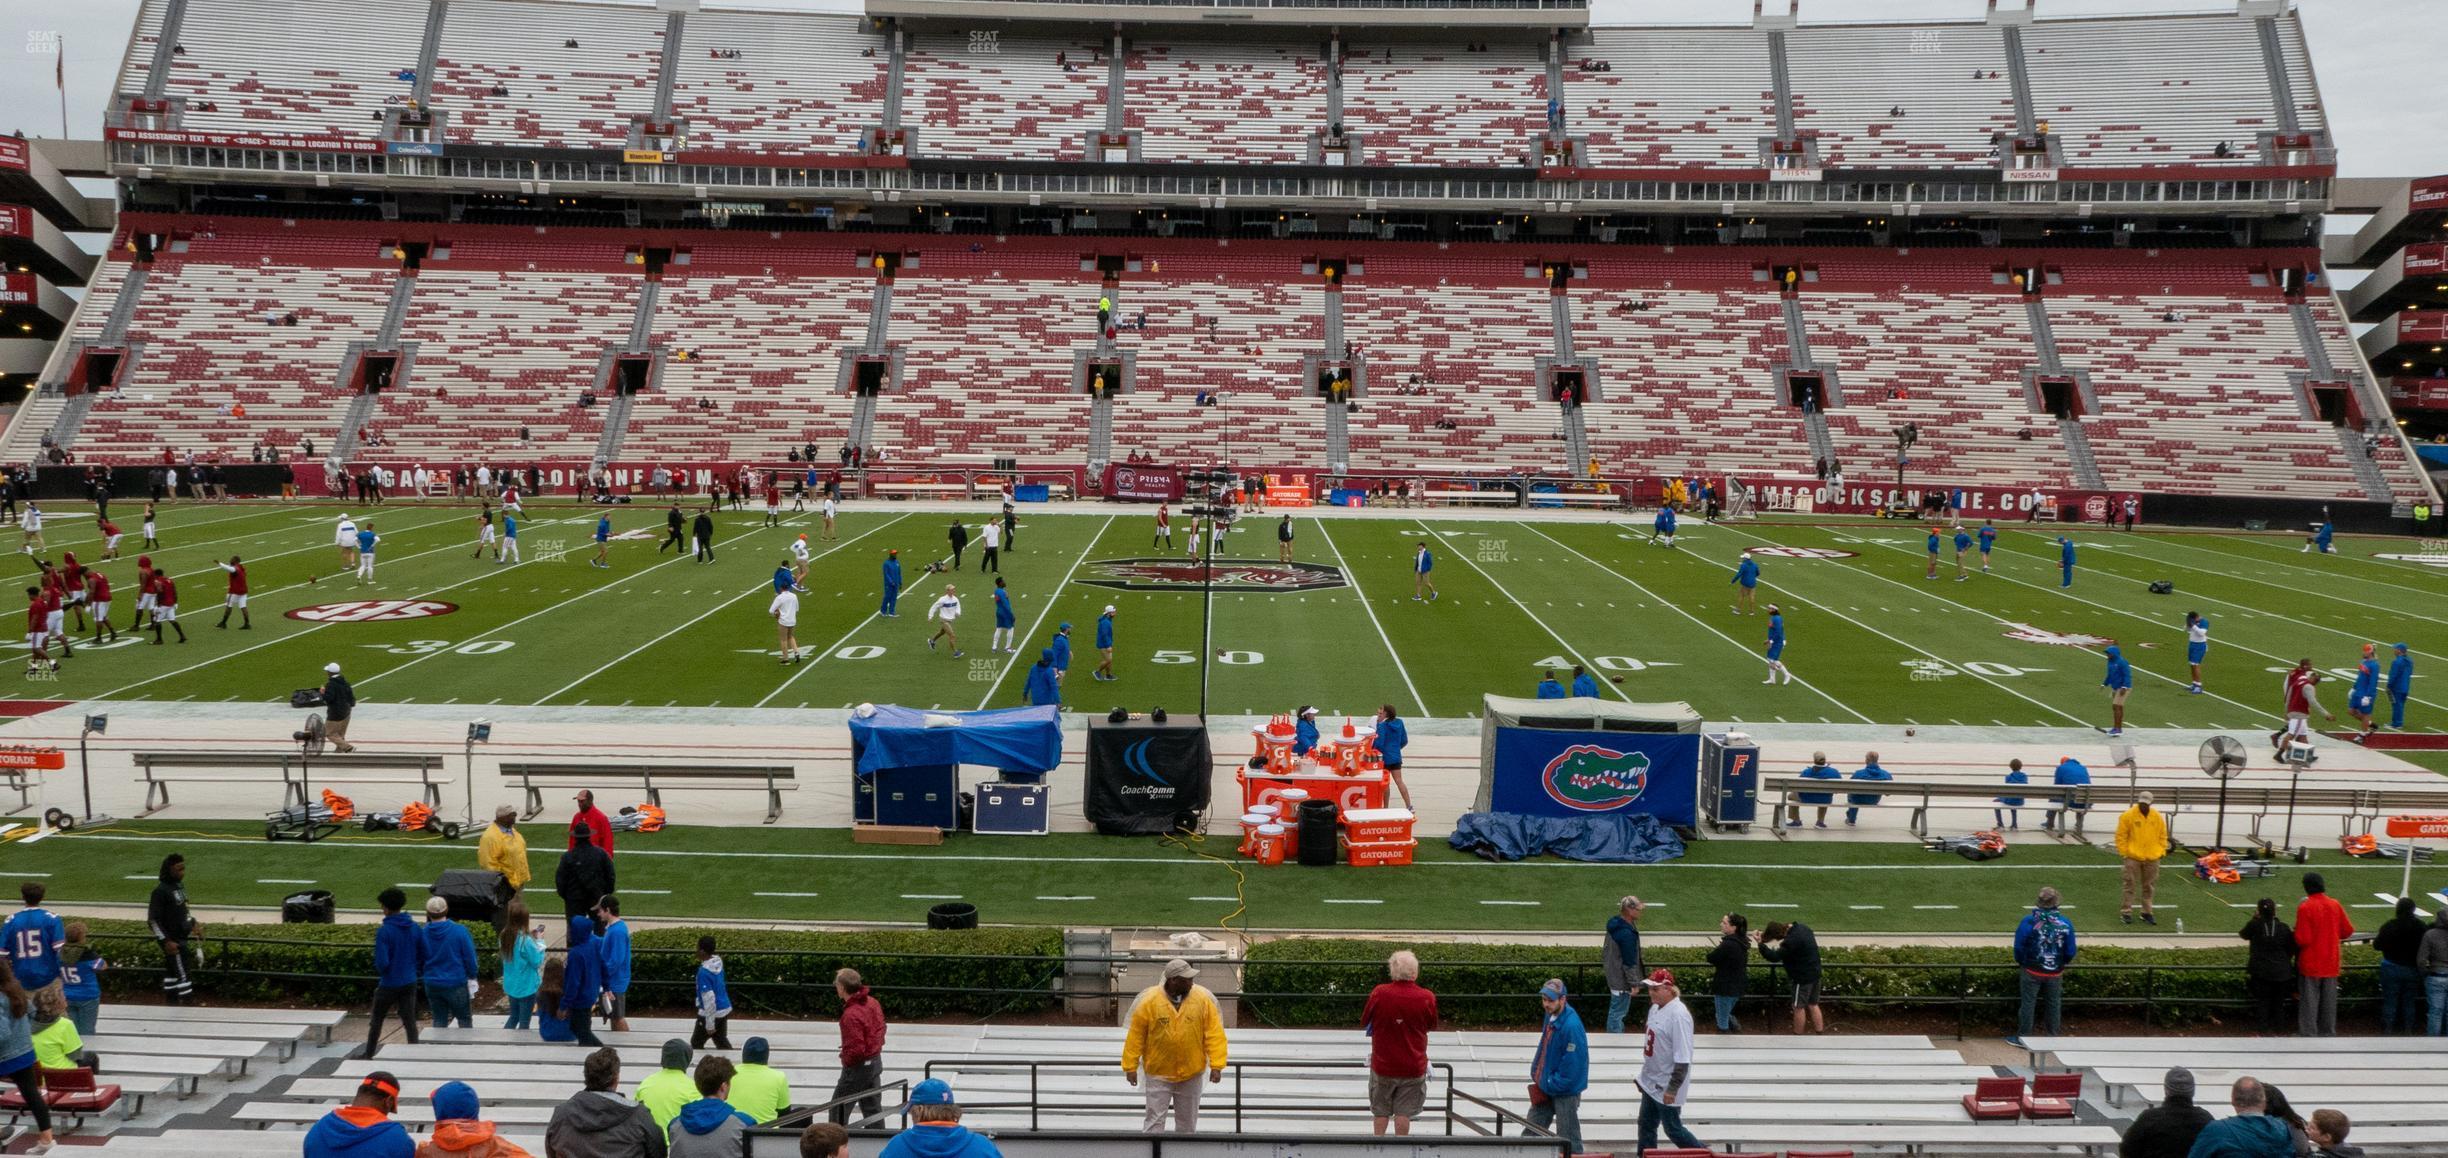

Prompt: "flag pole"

[57,35,70,140]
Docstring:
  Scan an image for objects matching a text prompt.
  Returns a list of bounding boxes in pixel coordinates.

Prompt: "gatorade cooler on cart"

[1254,824,1288,866]
[1238,812,1271,858]
[1339,807,1418,867]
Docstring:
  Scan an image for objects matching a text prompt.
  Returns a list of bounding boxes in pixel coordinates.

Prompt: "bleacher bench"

[507,762,797,824]
[134,751,449,815]
[1763,776,2448,843]
[0,1067,121,1130]
[1421,487,1522,507]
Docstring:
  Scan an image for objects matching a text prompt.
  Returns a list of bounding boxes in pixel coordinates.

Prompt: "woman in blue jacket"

[1373,705,1412,811]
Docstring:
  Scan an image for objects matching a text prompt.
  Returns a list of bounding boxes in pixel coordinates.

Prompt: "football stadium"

[0,0,2443,1152]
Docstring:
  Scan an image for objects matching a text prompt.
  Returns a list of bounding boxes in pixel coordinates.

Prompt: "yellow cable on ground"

[1159,825,1248,938]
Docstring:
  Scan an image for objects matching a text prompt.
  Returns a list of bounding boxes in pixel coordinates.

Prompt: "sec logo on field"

[1744,546,1859,559]
[285,600,460,623]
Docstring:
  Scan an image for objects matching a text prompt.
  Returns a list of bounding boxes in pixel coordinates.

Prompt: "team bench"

[133,751,448,816]
[869,481,973,502]
[1762,776,2448,845]
[506,761,797,824]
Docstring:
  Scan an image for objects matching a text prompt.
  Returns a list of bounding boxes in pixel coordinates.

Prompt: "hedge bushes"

[76,919,1063,1018]
[1241,938,2379,1029]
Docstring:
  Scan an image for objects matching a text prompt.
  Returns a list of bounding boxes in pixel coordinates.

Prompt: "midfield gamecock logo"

[1542,745,1650,812]
[1077,558,1348,593]
[285,600,459,623]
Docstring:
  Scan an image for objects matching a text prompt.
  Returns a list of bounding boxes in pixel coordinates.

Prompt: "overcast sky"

[5,0,2441,178]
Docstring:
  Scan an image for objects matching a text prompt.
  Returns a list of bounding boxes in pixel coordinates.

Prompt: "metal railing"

[915,1057,1537,1139]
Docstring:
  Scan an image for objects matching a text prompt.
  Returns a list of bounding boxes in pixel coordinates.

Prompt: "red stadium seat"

[2022,1071,2082,1119]
[1961,1075,2026,1120]
[0,1067,122,1129]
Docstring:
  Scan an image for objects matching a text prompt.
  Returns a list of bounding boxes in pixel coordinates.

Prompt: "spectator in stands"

[1994,759,2027,829]
[2375,896,2427,1034]
[730,1038,792,1125]
[1843,751,1891,826]
[422,1080,533,1158]
[365,887,426,1060]
[305,1072,411,1158]
[1526,979,1587,1151]
[4,882,63,1008]
[1122,958,1229,1133]
[57,922,99,1035]
[547,1047,665,1158]
[479,807,530,893]
[1601,896,1645,1033]
[2117,1066,2212,1158]
[2420,907,2448,1037]
[2115,792,2169,925]
[2240,898,2298,1036]
[561,917,607,1048]
[148,854,196,1005]
[595,897,634,1032]
[1635,969,1704,1154]
[1756,920,1823,1034]
[2309,1108,2365,1158]
[689,937,732,1051]
[833,968,886,1125]
[800,1123,848,1158]
[639,1040,697,1135]
[570,791,614,856]
[2011,887,2077,1046]
[878,1080,1000,1158]
[536,957,575,1043]
[28,982,90,1074]
[501,899,545,1032]
[1707,913,1749,1032]
[423,896,480,1029]
[557,828,616,922]
[1360,950,1436,1136]
[668,1056,755,1158]
[2295,873,2353,1037]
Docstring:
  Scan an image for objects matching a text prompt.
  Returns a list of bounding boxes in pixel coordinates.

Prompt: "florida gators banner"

[1486,727,1700,827]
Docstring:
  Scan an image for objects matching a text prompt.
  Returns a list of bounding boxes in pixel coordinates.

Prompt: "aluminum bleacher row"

[25,222,2427,504]
[113,0,2326,171]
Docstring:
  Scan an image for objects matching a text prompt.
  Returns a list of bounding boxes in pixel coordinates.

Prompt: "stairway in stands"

[332,267,421,460]
[2287,300,2396,505]
[1779,297,1838,468]
[34,265,154,456]
[590,280,661,467]
[1321,281,1350,469]
[1551,289,1588,472]
[2024,297,2106,488]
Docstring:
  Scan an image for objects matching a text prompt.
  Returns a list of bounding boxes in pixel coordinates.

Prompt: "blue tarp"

[2416,444,2448,469]
[1447,811,1687,864]
[848,704,1063,775]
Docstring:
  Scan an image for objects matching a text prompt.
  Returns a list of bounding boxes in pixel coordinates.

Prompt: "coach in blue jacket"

[366,887,426,1059]
[2388,643,2414,730]
[1571,666,1601,698]
[880,550,903,617]
[1528,979,1589,1152]
[2102,644,2132,737]
[1843,752,1892,826]
[1536,672,1566,699]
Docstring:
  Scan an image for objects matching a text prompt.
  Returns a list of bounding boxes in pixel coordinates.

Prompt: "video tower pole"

[1184,468,1237,720]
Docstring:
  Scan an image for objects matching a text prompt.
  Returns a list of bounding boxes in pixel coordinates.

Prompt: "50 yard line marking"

[972,514,1114,711]
[1312,517,1427,718]
[1519,523,1873,723]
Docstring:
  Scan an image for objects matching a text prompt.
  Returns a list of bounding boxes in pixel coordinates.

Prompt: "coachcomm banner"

[1475,696,1703,828]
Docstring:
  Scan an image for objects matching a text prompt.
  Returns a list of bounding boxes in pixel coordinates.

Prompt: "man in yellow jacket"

[2114,791,2170,925]
[476,807,531,892]
[1122,958,1227,1133]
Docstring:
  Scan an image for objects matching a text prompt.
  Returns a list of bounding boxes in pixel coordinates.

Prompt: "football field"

[0,499,2440,736]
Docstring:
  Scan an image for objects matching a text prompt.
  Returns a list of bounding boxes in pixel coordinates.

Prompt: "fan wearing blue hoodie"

[2102,644,2132,737]
[303,1071,414,1158]
[2011,887,2078,1045]
[421,896,480,1029]
[668,1056,757,1158]
[365,888,425,1059]
[878,1080,1004,1158]
[561,915,606,1047]
[594,897,634,1032]
[691,935,733,1051]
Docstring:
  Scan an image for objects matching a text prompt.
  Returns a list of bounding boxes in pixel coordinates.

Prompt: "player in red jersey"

[216,555,251,630]
[149,572,186,645]
[94,516,124,561]
[84,569,115,643]
[34,565,70,658]
[22,588,53,674]
[132,555,156,628]
[2272,658,2333,756]
[58,552,88,633]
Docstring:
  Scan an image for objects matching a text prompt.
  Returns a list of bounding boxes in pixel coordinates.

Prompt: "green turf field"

[21,818,2448,935]
[0,499,2438,730]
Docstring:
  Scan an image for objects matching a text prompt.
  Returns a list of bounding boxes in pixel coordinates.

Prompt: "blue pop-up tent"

[848,704,1063,775]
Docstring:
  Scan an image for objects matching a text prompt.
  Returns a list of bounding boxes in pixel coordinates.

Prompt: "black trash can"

[1297,798,1339,867]
[431,869,512,926]
[928,902,979,930]
[281,890,336,924]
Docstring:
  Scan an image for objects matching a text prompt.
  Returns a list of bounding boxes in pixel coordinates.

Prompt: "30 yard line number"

[377,639,517,656]
[1533,655,1651,672]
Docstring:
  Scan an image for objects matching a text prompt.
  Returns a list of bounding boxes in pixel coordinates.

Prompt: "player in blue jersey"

[772,557,802,595]
[1093,606,1117,681]
[1652,506,1678,549]
[2388,643,2414,731]
[1730,550,1760,615]
[1952,527,1973,582]
[2102,644,2132,737]
[1976,521,1996,573]
[2304,519,2335,554]
[1412,541,1438,602]
[354,523,379,583]
[990,577,1016,654]
[2184,612,2210,694]
[1924,528,1942,580]
[2058,537,2076,588]
[2349,643,2382,740]
[1050,622,1073,683]
[880,549,903,617]
[499,511,520,563]
[1762,605,1790,685]
[591,514,612,569]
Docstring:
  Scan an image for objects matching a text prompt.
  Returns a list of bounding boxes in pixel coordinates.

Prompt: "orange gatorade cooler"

[1255,824,1288,866]
[1273,789,1310,857]
[1238,813,1271,857]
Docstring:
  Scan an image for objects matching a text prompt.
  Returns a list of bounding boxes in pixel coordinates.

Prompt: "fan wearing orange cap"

[1634,969,1704,1154]
[303,1072,412,1158]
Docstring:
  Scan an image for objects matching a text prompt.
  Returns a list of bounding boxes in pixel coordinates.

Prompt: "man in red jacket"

[2294,872,2353,1036]
[831,967,888,1125]
[569,791,613,856]
[1361,949,1439,1136]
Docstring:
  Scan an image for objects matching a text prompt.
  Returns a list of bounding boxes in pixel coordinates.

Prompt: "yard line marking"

[623,889,672,895]
[395,882,429,889]
[1912,904,1960,910]
[2374,893,2430,917]
[973,515,1116,711]
[1847,904,1884,910]
[1189,896,1240,902]
[121,874,156,880]
[256,878,318,884]
[1479,900,1541,907]
[1322,899,1384,905]
[1520,524,1869,722]
[1313,517,1428,717]
[1034,895,1096,902]
[552,518,908,703]
[901,894,963,900]
[750,523,922,708]
[1747,903,1799,908]
[753,892,821,898]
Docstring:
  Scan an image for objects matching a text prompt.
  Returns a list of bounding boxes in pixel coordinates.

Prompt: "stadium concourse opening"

[6,0,2448,1151]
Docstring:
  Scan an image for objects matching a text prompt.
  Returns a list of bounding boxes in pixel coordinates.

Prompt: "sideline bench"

[507,761,797,824]
[1762,776,2448,843]
[134,750,448,815]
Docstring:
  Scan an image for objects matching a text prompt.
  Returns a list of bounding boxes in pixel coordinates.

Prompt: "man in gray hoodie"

[548,1046,668,1158]
[668,1056,756,1158]
[2418,908,2448,1036]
